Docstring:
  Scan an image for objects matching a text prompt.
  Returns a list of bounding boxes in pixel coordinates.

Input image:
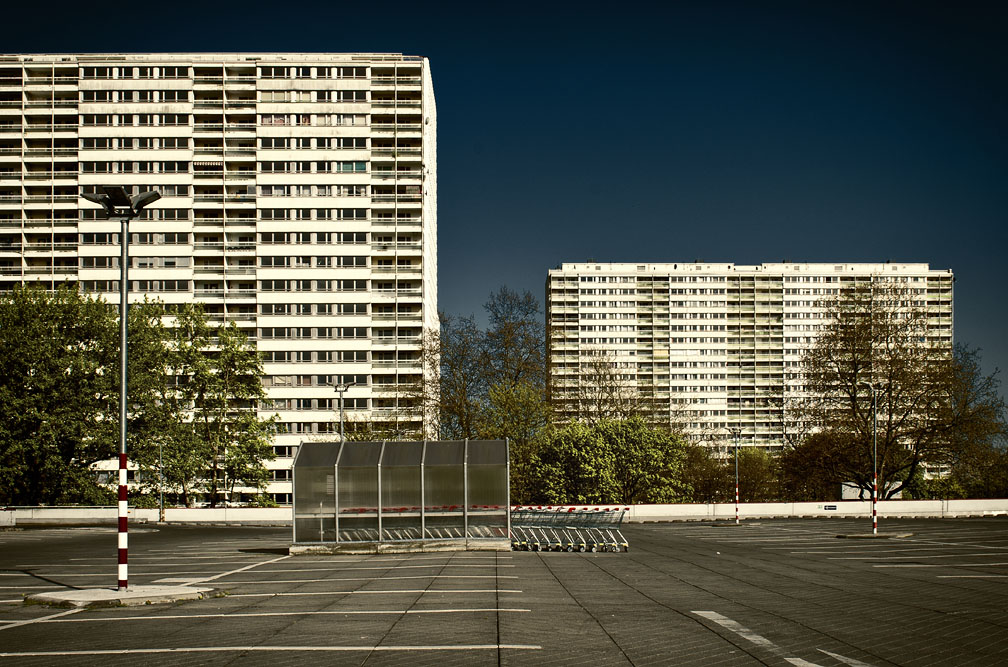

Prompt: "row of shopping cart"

[510,507,629,552]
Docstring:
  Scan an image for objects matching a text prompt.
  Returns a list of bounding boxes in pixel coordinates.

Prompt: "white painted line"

[0,586,57,590]
[692,611,776,649]
[10,608,531,624]
[156,575,518,584]
[818,648,877,666]
[692,611,827,666]
[830,553,1007,560]
[0,644,542,657]
[0,608,81,631]
[188,555,291,583]
[937,575,1008,579]
[873,562,1008,568]
[229,589,521,598]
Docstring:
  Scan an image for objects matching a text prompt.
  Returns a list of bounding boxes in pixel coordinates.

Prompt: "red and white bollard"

[735,483,739,525]
[872,475,878,536]
[118,452,128,590]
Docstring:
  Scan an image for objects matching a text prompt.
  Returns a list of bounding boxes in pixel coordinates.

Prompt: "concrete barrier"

[512,499,1008,522]
[9,506,293,526]
[7,500,1007,527]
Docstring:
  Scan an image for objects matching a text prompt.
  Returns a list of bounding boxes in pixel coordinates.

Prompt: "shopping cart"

[510,506,629,552]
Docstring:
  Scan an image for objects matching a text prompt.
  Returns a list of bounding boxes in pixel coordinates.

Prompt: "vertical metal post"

[734,435,739,526]
[377,441,385,542]
[420,441,426,540]
[117,217,129,591]
[872,387,878,535]
[334,441,343,543]
[505,438,511,541]
[158,439,164,522]
[463,439,469,540]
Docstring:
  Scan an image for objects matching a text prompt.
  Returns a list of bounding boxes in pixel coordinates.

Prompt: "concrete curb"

[289,538,511,554]
[27,585,212,608]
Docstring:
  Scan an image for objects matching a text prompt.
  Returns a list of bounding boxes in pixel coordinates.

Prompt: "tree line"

[373,284,1008,504]
[2,282,1005,507]
[0,285,276,507]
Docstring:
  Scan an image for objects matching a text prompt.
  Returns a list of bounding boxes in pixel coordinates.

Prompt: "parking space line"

[0,608,81,631]
[186,575,517,584]
[937,575,1007,578]
[874,562,1008,568]
[830,553,1007,560]
[2,607,531,624]
[0,644,542,657]
[229,588,521,598]
[189,555,291,583]
[693,611,829,667]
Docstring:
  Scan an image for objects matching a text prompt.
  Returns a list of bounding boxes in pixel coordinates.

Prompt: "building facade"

[547,262,954,449]
[0,53,437,504]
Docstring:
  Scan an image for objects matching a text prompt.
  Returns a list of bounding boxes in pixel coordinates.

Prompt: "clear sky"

[7,1,1007,384]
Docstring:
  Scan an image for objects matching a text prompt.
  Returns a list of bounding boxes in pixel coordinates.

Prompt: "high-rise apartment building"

[0,53,437,504]
[547,262,953,449]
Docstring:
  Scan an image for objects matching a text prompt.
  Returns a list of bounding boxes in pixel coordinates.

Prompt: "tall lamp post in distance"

[82,186,160,591]
[335,381,359,444]
[729,427,741,525]
[858,381,879,535]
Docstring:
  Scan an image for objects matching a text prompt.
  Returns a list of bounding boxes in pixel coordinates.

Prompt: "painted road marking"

[937,575,1008,578]
[819,648,877,666]
[229,589,521,598]
[830,553,1008,560]
[1,608,531,624]
[0,644,542,657]
[692,611,844,667]
[873,562,1008,568]
[154,575,519,584]
[0,608,81,631]
[187,555,291,583]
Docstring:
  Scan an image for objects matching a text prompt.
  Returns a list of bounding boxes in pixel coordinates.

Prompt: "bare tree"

[797,282,967,498]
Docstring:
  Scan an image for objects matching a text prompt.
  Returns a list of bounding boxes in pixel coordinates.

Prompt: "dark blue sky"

[9,1,1008,383]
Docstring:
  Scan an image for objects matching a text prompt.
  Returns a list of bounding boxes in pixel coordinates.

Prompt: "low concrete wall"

[6,500,1007,527]
[516,499,1008,522]
[8,506,293,526]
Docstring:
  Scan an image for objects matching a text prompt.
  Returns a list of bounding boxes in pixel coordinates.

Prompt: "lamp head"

[81,186,160,219]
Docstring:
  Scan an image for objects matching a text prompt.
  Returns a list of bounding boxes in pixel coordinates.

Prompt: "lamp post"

[82,186,160,591]
[729,427,741,525]
[858,381,878,535]
[335,381,359,444]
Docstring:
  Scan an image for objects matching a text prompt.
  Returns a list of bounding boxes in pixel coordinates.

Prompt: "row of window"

[260,303,367,315]
[263,350,368,363]
[259,326,369,339]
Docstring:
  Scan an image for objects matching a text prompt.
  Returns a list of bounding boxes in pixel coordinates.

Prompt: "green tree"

[779,432,844,501]
[0,286,164,505]
[736,447,780,502]
[479,379,551,503]
[681,443,731,503]
[148,304,276,507]
[595,417,689,504]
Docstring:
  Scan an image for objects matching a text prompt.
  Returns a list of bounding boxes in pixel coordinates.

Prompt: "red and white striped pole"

[118,453,128,589]
[872,475,878,536]
[118,215,129,591]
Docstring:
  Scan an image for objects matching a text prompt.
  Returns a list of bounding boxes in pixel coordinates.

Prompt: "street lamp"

[729,427,741,525]
[335,381,359,444]
[82,185,160,591]
[858,381,879,535]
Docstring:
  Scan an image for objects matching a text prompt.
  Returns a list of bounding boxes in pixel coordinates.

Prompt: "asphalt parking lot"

[1,517,1006,666]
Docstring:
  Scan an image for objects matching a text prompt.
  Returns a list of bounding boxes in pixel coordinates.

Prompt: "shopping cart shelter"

[290,439,510,553]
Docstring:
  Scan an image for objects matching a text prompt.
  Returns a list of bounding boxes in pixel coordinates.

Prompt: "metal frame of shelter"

[292,439,510,546]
